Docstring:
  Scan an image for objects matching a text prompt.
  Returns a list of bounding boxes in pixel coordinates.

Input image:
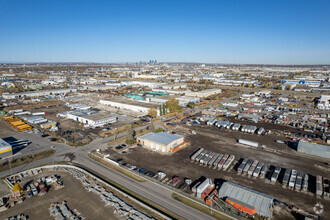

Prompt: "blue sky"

[0,0,330,64]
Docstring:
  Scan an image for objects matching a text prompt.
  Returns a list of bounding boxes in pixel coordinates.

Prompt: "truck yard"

[102,118,330,219]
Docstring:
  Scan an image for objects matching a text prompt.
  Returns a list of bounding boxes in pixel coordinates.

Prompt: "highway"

[0,121,219,220]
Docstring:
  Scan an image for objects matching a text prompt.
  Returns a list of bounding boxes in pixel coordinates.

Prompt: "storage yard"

[0,166,162,220]
[103,119,330,219]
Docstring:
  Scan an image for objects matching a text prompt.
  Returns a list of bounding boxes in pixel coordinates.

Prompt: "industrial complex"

[0,63,329,220]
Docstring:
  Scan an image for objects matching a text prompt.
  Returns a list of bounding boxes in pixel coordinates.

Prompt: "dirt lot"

[0,170,122,220]
[108,124,330,219]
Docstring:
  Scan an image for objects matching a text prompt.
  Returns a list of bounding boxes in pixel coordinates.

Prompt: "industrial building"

[137,132,184,153]
[317,95,330,110]
[297,141,330,159]
[281,79,321,87]
[218,181,274,218]
[149,96,200,106]
[0,138,13,158]
[185,89,222,98]
[100,99,160,116]
[2,88,77,99]
[58,109,117,128]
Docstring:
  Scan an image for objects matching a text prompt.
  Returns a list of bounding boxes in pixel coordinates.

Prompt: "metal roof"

[138,132,182,146]
[0,138,11,150]
[218,181,273,218]
[297,140,330,159]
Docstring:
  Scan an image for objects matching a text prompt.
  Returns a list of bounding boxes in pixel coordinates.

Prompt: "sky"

[0,0,330,64]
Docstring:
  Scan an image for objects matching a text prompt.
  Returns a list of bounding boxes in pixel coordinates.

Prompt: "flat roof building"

[58,109,117,128]
[137,132,184,154]
[2,88,77,99]
[0,138,13,158]
[100,98,160,116]
[185,89,221,98]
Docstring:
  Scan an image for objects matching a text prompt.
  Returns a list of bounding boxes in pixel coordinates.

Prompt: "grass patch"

[89,153,146,182]
[172,193,233,220]
[0,150,55,172]
[74,163,184,220]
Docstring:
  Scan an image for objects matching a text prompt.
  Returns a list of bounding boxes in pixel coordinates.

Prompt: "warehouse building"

[297,140,330,159]
[58,109,117,128]
[137,132,184,153]
[0,138,12,158]
[185,89,221,98]
[100,99,160,116]
[2,88,77,99]
[218,181,273,218]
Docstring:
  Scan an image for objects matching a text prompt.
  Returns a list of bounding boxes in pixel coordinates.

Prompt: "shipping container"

[253,162,264,177]
[223,155,235,170]
[199,155,208,164]
[238,139,259,147]
[218,154,229,169]
[14,111,31,116]
[248,160,259,176]
[213,154,223,167]
[208,153,219,167]
[316,175,323,195]
[260,164,268,176]
[295,172,303,190]
[289,170,297,188]
[282,169,291,185]
[195,153,204,162]
[204,156,212,166]
[302,174,308,191]
[237,158,248,173]
[257,127,265,135]
[243,160,253,173]
[190,148,204,161]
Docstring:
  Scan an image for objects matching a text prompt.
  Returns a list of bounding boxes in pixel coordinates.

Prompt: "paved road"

[0,121,217,220]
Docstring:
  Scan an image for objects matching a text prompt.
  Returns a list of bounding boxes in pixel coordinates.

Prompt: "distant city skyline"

[0,0,330,65]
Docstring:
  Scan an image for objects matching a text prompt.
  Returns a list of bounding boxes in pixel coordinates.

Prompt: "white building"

[58,109,117,128]
[100,99,160,116]
[185,89,222,98]
[317,95,330,110]
[2,88,77,99]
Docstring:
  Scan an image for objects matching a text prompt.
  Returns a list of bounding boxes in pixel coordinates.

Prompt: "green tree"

[155,127,164,133]
[187,102,195,109]
[159,105,163,116]
[277,84,282,90]
[166,98,180,113]
[286,85,291,90]
[17,85,24,92]
[148,107,157,117]
[162,103,166,115]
